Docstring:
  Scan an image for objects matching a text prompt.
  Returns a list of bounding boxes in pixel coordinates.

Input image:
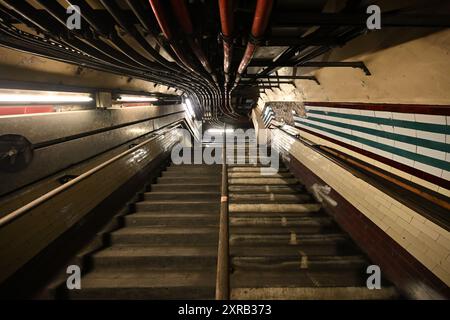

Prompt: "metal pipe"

[0,3,205,109]
[216,124,230,300]
[232,0,274,89]
[149,0,219,120]
[148,0,192,72]
[219,0,234,85]
[169,0,216,81]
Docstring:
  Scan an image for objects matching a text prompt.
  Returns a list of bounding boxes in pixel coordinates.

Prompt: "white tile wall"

[416,146,446,161]
[415,114,446,125]
[413,162,443,178]
[393,126,417,138]
[416,130,446,143]
[270,128,450,286]
[393,113,416,121]
[374,111,393,119]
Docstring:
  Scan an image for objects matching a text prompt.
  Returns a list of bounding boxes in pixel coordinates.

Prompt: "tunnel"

[0,0,449,305]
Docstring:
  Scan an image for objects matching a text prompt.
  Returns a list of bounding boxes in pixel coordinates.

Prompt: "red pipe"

[169,0,215,78]
[219,0,234,82]
[234,0,274,86]
[169,0,194,34]
[148,0,196,73]
[148,0,174,41]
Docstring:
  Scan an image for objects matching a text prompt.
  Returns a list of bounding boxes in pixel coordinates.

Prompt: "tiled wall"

[295,104,450,180]
[262,103,450,197]
[271,128,450,287]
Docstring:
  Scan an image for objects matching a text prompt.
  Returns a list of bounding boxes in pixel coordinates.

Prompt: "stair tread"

[231,270,370,288]
[232,255,367,263]
[94,246,218,258]
[231,245,359,256]
[80,270,216,288]
[127,212,218,218]
[231,286,399,300]
[145,191,220,195]
[113,227,218,235]
[136,200,219,204]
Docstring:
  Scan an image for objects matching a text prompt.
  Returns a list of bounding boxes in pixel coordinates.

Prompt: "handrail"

[0,123,182,228]
[216,124,230,300]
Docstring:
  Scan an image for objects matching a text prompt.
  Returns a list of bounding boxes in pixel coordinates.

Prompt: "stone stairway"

[60,164,221,300]
[227,143,398,300]
[52,140,398,300]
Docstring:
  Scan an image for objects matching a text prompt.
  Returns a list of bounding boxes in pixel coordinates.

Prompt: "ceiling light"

[0,91,93,104]
[117,95,158,102]
[184,98,195,119]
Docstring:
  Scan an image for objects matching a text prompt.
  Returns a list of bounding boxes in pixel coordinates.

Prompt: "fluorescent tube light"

[117,95,158,102]
[184,98,195,119]
[0,92,93,104]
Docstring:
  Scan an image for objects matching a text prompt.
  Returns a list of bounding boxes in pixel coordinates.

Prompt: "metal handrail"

[215,125,230,300]
[0,123,182,228]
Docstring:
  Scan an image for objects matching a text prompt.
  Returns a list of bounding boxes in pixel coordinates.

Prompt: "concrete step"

[230,226,339,235]
[165,167,221,174]
[230,233,348,246]
[90,246,217,270]
[229,178,299,185]
[228,172,293,178]
[228,163,273,168]
[228,185,302,194]
[151,184,220,192]
[229,211,327,219]
[229,203,322,213]
[228,167,288,173]
[67,271,216,300]
[162,171,221,178]
[230,270,371,289]
[232,255,368,271]
[231,244,359,257]
[110,227,219,245]
[158,177,221,184]
[143,192,220,202]
[229,193,311,203]
[231,286,399,300]
[135,201,219,212]
[124,213,218,227]
[169,164,221,170]
[229,216,334,229]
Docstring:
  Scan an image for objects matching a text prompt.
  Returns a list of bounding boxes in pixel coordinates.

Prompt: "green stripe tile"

[305,116,450,153]
[294,120,450,172]
[306,110,450,134]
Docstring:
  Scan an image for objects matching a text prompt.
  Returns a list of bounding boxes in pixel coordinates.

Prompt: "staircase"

[60,163,221,300]
[53,140,398,300]
[227,143,398,300]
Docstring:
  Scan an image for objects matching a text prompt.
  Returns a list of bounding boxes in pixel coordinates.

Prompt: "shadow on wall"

[318,0,450,62]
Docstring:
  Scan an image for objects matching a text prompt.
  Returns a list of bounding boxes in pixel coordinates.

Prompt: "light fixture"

[184,98,195,119]
[0,90,93,104]
[116,95,158,102]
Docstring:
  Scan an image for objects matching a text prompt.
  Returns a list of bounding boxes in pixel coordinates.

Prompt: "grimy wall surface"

[258,29,450,105]
[253,27,450,298]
